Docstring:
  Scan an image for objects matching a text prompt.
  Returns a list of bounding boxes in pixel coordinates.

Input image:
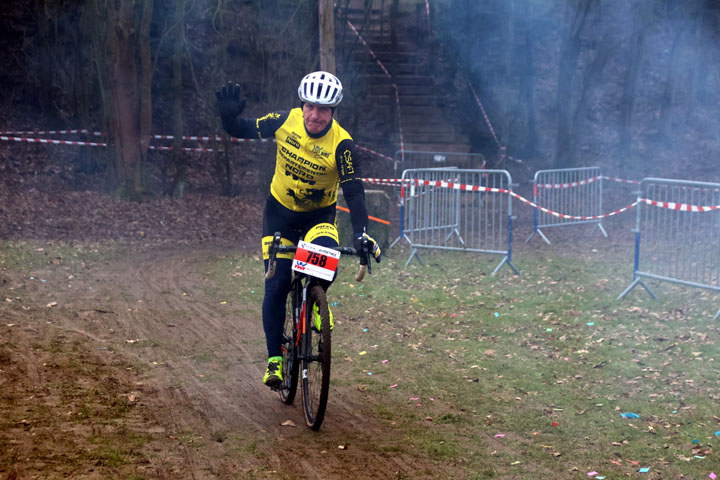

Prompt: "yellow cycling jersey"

[266,108,354,211]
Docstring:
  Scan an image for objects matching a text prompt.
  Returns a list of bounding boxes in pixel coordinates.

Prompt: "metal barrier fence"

[389,151,486,201]
[389,168,519,275]
[618,177,720,319]
[526,167,607,244]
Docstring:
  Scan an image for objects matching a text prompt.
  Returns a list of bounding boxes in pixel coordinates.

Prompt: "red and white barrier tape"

[536,175,641,189]
[1,129,393,162]
[354,145,394,162]
[149,145,219,152]
[0,135,107,147]
[603,176,640,185]
[468,81,500,148]
[641,198,720,212]
[536,175,601,189]
[337,6,405,162]
[366,177,639,220]
[0,129,102,136]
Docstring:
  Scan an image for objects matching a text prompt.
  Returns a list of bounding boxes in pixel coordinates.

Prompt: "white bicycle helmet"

[298,71,344,107]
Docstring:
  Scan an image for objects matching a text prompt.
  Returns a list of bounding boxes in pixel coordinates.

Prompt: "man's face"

[302,103,333,134]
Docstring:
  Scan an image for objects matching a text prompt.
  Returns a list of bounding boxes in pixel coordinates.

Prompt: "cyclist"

[215,71,382,388]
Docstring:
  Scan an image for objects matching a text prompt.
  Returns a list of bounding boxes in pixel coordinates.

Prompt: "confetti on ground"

[551,422,560,426]
[587,322,594,326]
[494,433,505,438]
[587,472,598,477]
[709,472,716,480]
[389,384,398,388]
[359,351,367,355]
[363,328,368,332]
[381,359,388,363]
[494,312,499,317]
[638,467,649,473]
[621,412,639,419]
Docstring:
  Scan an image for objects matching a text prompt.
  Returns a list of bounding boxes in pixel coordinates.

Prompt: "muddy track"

[22,246,456,479]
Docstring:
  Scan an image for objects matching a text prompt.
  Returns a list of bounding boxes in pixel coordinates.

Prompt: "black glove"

[354,232,382,265]
[215,82,246,118]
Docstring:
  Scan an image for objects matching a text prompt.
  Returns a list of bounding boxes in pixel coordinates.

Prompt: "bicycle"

[264,231,374,430]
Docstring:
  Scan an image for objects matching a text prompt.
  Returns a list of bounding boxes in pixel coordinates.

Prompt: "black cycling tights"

[262,234,337,358]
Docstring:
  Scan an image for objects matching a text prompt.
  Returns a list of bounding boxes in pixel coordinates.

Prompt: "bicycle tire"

[301,285,331,430]
[279,286,299,404]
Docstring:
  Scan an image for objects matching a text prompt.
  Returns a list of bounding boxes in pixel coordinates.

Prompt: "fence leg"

[404,248,424,268]
[389,233,411,249]
[590,222,609,238]
[491,256,520,276]
[714,308,720,321]
[525,228,551,245]
[445,228,464,245]
[617,277,657,300]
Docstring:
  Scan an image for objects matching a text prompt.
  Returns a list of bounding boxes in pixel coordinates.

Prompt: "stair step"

[363,73,434,86]
[368,84,434,96]
[397,143,472,155]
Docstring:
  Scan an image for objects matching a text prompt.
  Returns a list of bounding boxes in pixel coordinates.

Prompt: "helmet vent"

[297,71,343,107]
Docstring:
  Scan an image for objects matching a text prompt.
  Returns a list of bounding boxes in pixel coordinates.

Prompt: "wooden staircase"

[335,1,470,158]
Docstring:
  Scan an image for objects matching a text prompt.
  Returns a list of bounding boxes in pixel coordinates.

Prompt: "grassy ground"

[213,239,720,479]
[3,237,719,478]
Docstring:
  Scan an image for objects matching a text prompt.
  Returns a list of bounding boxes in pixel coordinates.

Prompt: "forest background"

[1,0,719,202]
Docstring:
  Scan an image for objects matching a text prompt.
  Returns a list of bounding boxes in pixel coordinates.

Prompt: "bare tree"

[103,0,153,198]
[553,0,595,168]
[169,0,187,198]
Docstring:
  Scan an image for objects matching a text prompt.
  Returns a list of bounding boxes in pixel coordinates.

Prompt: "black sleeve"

[220,111,289,139]
[341,179,368,236]
[336,140,367,235]
[336,139,362,182]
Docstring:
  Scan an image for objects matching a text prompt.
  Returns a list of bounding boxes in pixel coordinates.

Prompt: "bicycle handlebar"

[264,232,371,282]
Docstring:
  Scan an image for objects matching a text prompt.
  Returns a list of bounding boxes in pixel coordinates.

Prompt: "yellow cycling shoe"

[263,356,283,387]
[312,303,334,332]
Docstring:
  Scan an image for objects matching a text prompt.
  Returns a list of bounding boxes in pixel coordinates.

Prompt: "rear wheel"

[279,287,299,404]
[301,285,331,430]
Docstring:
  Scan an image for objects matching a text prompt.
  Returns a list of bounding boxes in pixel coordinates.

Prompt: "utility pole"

[318,0,336,73]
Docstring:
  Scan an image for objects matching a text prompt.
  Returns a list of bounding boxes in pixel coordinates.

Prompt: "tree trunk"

[170,0,187,198]
[617,29,643,159]
[553,0,594,169]
[656,20,687,143]
[318,0,336,73]
[517,0,538,158]
[106,0,152,199]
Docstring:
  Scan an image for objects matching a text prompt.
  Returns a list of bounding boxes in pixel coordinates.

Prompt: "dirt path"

[1,244,456,479]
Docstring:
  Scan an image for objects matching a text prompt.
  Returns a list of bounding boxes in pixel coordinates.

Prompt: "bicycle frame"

[265,231,372,430]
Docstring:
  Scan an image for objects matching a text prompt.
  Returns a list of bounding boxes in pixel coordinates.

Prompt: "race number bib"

[292,241,340,281]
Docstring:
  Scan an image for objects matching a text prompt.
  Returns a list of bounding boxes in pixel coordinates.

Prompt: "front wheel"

[301,285,331,430]
[279,287,299,404]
